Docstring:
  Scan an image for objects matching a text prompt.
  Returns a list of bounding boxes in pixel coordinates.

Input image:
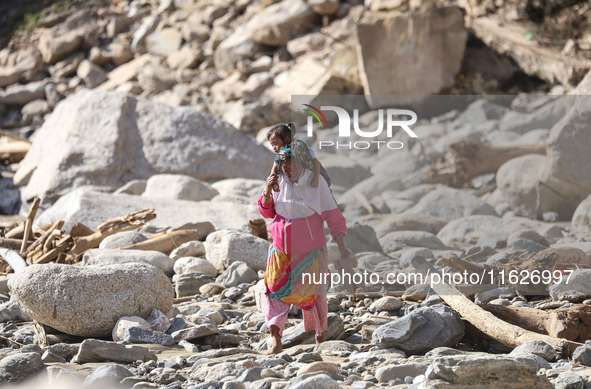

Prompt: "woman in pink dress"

[258,147,349,354]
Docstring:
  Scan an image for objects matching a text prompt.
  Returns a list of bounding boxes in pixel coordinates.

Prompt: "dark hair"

[266,123,295,145]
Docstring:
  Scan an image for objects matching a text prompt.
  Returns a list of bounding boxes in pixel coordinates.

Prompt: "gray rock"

[375,363,427,383]
[41,350,67,363]
[99,230,148,249]
[0,177,20,215]
[205,230,269,272]
[287,373,339,389]
[114,179,147,195]
[372,305,464,355]
[112,316,151,342]
[175,273,216,297]
[475,287,516,305]
[194,307,227,325]
[8,263,173,337]
[423,353,553,388]
[36,189,260,232]
[0,352,44,384]
[170,240,207,260]
[245,0,315,46]
[0,300,30,323]
[380,230,447,252]
[572,345,591,366]
[509,340,558,361]
[171,323,219,343]
[174,257,217,277]
[82,249,174,276]
[124,326,174,346]
[77,60,107,88]
[147,309,170,333]
[550,269,591,301]
[178,339,199,353]
[46,343,79,361]
[216,261,259,288]
[496,154,581,220]
[547,96,591,206]
[555,372,586,389]
[344,223,383,253]
[213,26,261,74]
[407,186,497,222]
[73,339,156,364]
[436,215,543,247]
[368,296,403,313]
[321,155,373,189]
[314,340,359,356]
[84,364,134,387]
[14,90,272,204]
[146,28,182,57]
[400,248,434,268]
[203,332,242,348]
[357,6,467,107]
[190,361,248,382]
[142,174,219,201]
[0,81,46,106]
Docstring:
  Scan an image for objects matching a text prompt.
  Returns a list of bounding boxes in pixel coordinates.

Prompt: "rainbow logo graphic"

[302,104,328,128]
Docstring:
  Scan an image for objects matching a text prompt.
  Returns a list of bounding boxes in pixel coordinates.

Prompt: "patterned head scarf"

[274,141,314,172]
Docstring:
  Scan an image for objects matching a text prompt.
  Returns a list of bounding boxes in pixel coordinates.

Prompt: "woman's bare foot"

[265,325,283,354]
[315,332,325,344]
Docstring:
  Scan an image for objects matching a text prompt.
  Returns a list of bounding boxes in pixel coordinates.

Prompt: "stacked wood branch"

[0,130,32,165]
[427,138,546,188]
[0,202,158,273]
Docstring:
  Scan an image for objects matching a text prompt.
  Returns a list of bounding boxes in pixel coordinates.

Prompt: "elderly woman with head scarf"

[258,146,349,354]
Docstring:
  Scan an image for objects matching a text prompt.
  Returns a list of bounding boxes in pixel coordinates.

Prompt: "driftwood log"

[20,197,40,256]
[67,208,156,259]
[412,257,582,356]
[119,229,199,254]
[481,303,591,342]
[428,139,545,188]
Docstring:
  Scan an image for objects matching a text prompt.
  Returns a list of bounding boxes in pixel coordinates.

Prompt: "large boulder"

[372,304,464,355]
[37,11,98,64]
[406,186,497,221]
[0,353,44,384]
[497,96,591,220]
[14,90,273,204]
[422,353,553,388]
[436,215,544,247]
[142,174,219,201]
[497,154,582,220]
[204,229,269,271]
[547,96,591,204]
[8,263,174,337]
[213,26,262,74]
[356,6,467,107]
[35,189,260,232]
[245,0,316,46]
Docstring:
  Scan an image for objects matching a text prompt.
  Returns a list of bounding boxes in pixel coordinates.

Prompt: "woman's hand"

[263,174,277,204]
[265,174,277,195]
[333,233,350,259]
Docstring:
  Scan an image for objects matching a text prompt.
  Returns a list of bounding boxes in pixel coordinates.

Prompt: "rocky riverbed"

[2,0,591,388]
